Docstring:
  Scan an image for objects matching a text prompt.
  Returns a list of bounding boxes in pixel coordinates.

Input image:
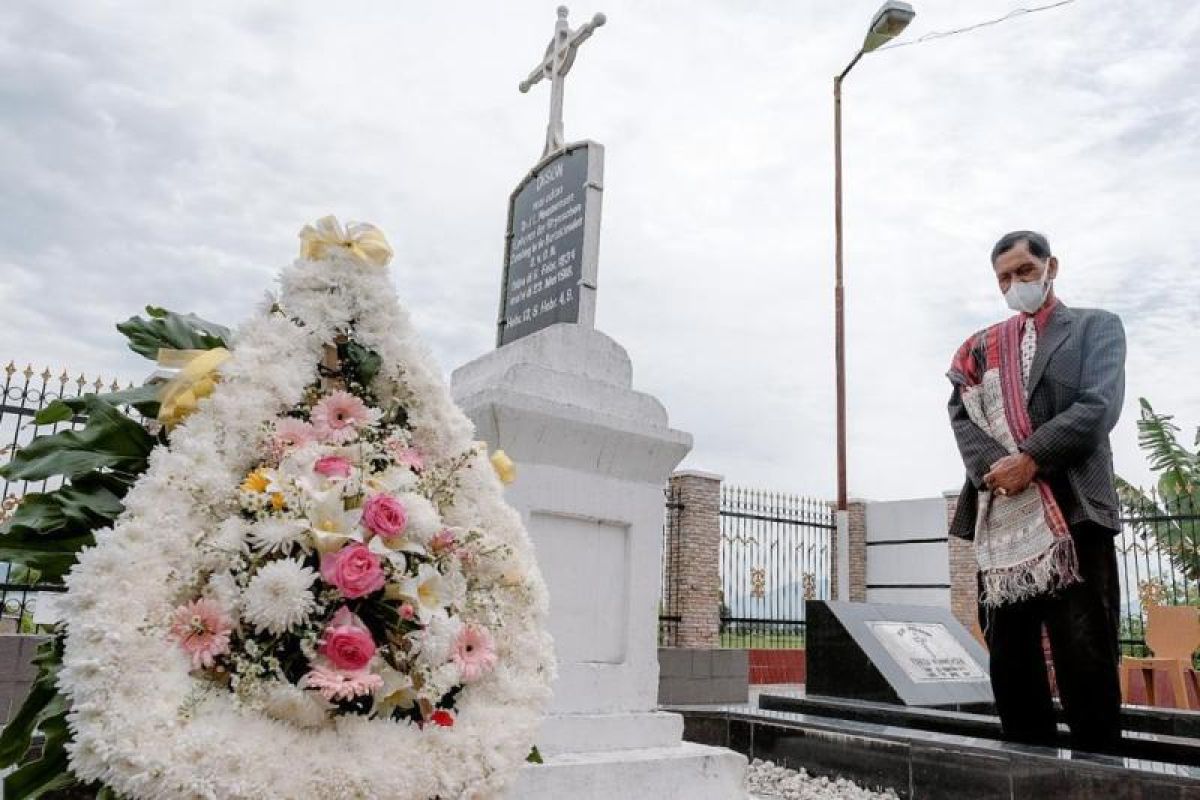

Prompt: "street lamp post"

[833,1,915,513]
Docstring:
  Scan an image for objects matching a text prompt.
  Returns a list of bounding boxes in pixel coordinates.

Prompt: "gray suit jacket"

[948,303,1126,539]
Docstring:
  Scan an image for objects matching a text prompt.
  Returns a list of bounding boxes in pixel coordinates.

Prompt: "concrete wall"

[658,648,748,705]
[861,498,951,608]
[0,635,47,724]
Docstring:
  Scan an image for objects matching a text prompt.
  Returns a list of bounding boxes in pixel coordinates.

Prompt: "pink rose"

[361,494,408,539]
[320,543,385,598]
[314,454,353,478]
[319,607,376,671]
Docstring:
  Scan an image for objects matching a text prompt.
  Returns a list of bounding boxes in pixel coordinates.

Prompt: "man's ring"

[997,488,1008,496]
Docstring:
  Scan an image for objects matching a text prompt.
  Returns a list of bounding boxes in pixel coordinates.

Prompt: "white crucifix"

[519,6,606,157]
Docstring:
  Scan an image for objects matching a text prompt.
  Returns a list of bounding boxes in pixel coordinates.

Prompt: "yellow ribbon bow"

[156,347,231,429]
[490,449,517,485]
[298,215,393,268]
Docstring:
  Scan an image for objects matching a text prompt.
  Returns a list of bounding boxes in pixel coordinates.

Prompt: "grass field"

[718,631,805,649]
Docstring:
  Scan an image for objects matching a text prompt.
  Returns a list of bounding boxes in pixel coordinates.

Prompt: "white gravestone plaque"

[866,621,988,684]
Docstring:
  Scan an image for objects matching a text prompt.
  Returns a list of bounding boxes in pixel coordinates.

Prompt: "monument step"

[536,710,684,755]
[507,741,748,800]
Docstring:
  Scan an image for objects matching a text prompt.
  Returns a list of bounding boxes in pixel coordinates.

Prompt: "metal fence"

[0,362,135,633]
[657,482,684,646]
[719,486,833,649]
[1118,491,1200,656]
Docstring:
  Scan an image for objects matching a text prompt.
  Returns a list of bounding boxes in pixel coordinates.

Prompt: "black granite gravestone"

[497,142,602,347]
[806,600,993,709]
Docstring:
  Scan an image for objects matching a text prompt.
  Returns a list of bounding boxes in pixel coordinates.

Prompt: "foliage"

[115,305,230,361]
[1118,398,1200,583]
[0,307,227,799]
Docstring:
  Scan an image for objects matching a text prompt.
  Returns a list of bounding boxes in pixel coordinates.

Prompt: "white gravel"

[745,759,901,800]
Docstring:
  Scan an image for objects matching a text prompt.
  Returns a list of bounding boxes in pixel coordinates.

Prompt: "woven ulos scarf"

[948,315,1080,606]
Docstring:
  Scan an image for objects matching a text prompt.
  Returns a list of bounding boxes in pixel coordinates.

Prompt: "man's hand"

[984,453,1038,496]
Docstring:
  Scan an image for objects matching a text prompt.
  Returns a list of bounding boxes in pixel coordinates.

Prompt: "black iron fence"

[1118,491,1200,656]
[658,482,684,646]
[0,362,135,632]
[719,486,834,648]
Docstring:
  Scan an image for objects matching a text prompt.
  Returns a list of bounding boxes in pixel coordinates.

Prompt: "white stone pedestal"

[451,325,745,799]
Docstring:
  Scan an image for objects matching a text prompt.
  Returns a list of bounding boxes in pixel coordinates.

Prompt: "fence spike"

[22,364,34,379]
[58,369,69,384]
[75,373,87,389]
[39,367,52,382]
[5,361,15,377]
[109,379,120,392]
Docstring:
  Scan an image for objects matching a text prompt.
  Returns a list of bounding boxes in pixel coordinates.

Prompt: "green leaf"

[0,398,154,482]
[342,341,382,388]
[1,473,128,540]
[116,305,230,361]
[0,635,64,768]
[33,384,162,426]
[526,745,544,764]
[2,711,77,799]
[1135,398,1197,501]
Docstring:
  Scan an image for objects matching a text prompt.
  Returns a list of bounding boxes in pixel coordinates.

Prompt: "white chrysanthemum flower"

[206,571,242,615]
[241,559,318,635]
[261,682,331,729]
[207,518,250,555]
[248,517,310,555]
[409,610,463,665]
[397,492,441,542]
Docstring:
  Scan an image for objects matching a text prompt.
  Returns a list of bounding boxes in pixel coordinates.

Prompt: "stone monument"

[452,7,745,798]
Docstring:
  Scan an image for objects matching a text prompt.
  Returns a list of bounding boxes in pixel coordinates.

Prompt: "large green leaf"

[1135,398,1197,502]
[0,635,64,768]
[116,305,230,361]
[2,711,77,799]
[0,398,153,482]
[1,474,128,540]
[34,384,162,426]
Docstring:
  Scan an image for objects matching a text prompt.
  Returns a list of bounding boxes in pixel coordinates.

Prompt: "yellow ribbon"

[298,215,393,268]
[490,450,517,485]
[156,348,231,428]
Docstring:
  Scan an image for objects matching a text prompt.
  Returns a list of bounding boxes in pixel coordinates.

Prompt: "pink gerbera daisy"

[301,664,383,702]
[452,624,498,682]
[169,598,233,670]
[310,391,375,444]
[271,417,315,458]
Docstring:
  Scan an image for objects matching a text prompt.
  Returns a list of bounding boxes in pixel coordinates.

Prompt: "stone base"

[507,742,747,799]
[537,711,683,756]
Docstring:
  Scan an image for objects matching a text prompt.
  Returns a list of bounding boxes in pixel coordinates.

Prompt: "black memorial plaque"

[806,600,993,709]
[498,144,591,346]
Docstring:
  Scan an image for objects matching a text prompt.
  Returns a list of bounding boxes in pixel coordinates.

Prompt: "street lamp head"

[862,1,915,53]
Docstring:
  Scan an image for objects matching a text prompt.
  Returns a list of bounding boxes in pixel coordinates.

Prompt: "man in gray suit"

[947,230,1126,753]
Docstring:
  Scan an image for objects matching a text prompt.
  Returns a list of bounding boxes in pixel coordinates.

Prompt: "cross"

[519,6,606,158]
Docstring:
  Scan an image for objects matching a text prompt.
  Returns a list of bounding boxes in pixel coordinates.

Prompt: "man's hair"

[991,230,1052,263]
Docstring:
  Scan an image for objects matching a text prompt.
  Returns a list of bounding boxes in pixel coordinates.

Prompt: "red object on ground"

[748,649,806,685]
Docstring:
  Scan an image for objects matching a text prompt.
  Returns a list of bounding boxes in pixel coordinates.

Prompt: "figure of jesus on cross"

[520,6,606,157]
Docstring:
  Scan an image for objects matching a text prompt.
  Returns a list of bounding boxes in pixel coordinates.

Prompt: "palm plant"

[1117,398,1200,583]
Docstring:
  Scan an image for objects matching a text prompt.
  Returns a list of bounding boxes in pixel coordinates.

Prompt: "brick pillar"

[667,470,722,648]
[944,491,983,642]
[847,499,868,603]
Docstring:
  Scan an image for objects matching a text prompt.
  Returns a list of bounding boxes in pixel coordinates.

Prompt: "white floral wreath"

[57,224,555,799]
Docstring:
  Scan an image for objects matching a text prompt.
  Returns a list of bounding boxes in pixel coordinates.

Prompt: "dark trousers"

[978,524,1122,753]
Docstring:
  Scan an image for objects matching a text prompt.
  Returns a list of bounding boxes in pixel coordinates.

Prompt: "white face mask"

[1004,262,1052,314]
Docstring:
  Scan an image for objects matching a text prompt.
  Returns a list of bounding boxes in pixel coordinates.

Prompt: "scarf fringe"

[980,535,1081,607]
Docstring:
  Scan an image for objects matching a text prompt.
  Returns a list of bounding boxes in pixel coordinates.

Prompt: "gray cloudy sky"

[2,1,1197,500]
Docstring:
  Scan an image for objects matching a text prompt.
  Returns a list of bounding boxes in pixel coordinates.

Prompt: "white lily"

[304,495,363,553]
[398,563,447,623]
